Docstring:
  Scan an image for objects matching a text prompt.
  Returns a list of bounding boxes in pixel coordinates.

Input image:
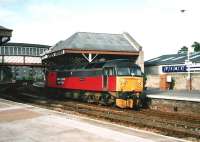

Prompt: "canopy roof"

[45,32,142,59]
[145,52,200,66]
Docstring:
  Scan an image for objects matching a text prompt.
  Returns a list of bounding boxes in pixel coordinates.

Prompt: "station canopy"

[45,32,142,60]
[145,52,200,66]
[0,26,12,45]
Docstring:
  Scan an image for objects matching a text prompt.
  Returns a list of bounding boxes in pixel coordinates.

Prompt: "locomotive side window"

[103,67,115,76]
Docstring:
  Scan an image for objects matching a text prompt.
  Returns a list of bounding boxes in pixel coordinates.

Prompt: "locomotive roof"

[81,59,140,69]
[103,59,140,68]
[52,59,140,71]
[50,32,142,53]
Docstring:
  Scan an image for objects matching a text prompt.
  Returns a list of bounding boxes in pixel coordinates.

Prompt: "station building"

[145,52,200,90]
[43,32,144,71]
[0,42,50,82]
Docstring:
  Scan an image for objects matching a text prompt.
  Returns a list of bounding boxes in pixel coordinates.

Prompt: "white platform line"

[0,106,25,112]
[147,95,200,102]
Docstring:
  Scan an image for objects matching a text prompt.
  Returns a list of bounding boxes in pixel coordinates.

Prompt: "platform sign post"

[185,60,192,92]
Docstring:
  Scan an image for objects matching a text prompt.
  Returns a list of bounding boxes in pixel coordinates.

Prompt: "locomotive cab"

[102,60,144,109]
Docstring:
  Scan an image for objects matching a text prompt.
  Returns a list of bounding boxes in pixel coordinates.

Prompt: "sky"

[0,0,200,60]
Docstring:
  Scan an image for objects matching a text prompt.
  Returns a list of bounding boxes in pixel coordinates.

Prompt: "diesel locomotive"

[46,59,144,109]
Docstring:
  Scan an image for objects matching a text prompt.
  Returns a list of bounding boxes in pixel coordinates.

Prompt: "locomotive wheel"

[46,88,57,99]
[99,93,114,106]
[134,98,141,111]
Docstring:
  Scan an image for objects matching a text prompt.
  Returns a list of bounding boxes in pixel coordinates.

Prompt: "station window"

[5,47,9,55]
[1,46,5,55]
[22,48,25,55]
[33,48,36,56]
[14,47,17,55]
[10,47,13,55]
[36,48,39,56]
[18,47,22,55]
[30,48,33,56]
[26,48,30,55]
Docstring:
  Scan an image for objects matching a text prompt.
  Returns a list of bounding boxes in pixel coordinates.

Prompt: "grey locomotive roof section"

[51,32,142,52]
[145,52,200,66]
[2,42,50,48]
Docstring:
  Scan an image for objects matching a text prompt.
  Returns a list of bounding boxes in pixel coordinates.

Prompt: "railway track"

[0,91,199,142]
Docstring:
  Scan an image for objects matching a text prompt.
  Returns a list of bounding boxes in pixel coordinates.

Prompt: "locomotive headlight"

[137,80,142,86]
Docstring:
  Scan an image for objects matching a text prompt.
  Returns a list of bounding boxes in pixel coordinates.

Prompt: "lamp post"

[187,47,192,91]
[181,9,192,91]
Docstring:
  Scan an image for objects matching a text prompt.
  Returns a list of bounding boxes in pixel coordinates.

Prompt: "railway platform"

[0,98,186,142]
[146,88,200,115]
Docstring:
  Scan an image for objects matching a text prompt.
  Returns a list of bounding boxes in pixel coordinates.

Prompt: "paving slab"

[0,98,187,142]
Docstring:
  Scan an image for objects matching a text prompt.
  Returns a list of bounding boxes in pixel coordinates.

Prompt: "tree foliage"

[192,41,200,52]
[178,41,200,54]
[178,46,188,54]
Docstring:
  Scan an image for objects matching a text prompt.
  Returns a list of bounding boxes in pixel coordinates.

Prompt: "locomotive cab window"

[131,67,142,76]
[117,67,130,76]
[117,66,142,76]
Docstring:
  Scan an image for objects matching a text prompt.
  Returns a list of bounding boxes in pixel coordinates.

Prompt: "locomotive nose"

[117,77,143,92]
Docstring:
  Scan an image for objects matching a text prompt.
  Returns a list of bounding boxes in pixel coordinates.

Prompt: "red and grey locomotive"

[46,59,144,108]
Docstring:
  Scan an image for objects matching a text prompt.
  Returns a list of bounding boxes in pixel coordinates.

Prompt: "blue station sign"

[162,65,187,73]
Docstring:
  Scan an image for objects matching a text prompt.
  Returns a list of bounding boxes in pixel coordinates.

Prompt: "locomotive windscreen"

[117,66,142,76]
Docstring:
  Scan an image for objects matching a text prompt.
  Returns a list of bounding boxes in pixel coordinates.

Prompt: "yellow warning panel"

[116,76,143,92]
[116,99,136,109]
[116,99,127,108]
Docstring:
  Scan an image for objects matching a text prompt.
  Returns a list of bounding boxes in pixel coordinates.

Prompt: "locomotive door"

[103,67,114,90]
[103,68,109,90]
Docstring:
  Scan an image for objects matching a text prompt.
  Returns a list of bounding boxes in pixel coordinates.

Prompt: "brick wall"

[146,73,200,90]
[149,98,200,115]
[146,75,160,88]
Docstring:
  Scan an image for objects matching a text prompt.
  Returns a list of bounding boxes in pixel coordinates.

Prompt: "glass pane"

[37,48,39,56]
[22,48,25,55]
[33,48,36,56]
[14,47,17,55]
[117,67,130,76]
[1,46,5,54]
[26,48,29,55]
[10,47,13,55]
[5,47,9,55]
[131,67,142,76]
[18,47,22,55]
[30,48,33,56]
